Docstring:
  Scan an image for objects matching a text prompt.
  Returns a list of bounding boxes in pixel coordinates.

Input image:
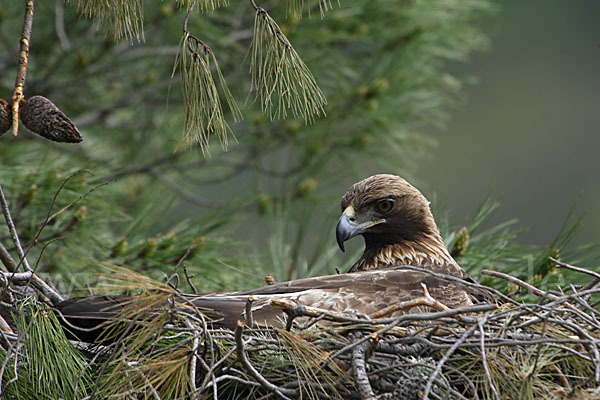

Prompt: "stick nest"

[1,263,600,400]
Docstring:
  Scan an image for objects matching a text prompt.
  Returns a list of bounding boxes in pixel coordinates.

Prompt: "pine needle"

[285,0,338,19]
[1,300,93,399]
[174,34,242,153]
[68,0,144,43]
[249,8,327,123]
[177,0,229,13]
[95,291,193,398]
[277,329,348,399]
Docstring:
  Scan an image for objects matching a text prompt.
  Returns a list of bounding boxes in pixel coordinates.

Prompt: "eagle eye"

[376,199,395,214]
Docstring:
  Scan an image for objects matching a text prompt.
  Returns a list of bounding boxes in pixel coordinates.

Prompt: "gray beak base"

[336,205,386,252]
[336,213,360,252]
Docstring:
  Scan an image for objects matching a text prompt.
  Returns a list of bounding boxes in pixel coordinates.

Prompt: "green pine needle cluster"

[250,9,327,123]
[285,0,337,19]
[175,35,242,152]
[177,0,229,13]
[0,300,93,399]
[69,0,144,42]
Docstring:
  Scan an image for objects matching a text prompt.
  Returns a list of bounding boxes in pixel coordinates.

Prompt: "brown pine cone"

[19,96,82,143]
[0,99,11,136]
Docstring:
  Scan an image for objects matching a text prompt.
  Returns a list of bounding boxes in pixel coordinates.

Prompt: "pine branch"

[351,335,376,400]
[69,0,144,43]
[175,0,242,152]
[11,0,34,137]
[0,183,64,304]
[249,2,327,123]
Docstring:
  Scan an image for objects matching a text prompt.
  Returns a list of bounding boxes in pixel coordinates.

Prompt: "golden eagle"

[55,174,485,342]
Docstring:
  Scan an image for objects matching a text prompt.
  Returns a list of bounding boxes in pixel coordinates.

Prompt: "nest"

[1,260,600,399]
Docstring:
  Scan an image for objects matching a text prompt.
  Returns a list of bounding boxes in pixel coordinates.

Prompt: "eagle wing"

[184,265,474,327]
[54,266,478,342]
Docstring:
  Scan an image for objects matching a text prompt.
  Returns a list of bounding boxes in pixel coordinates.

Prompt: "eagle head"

[336,174,441,257]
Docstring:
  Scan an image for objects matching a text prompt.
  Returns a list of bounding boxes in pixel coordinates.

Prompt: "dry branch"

[351,336,376,400]
[0,183,64,304]
[550,257,600,280]
[481,269,555,299]
[11,0,34,136]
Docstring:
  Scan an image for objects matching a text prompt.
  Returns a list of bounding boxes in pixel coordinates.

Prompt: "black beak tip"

[335,218,349,252]
[336,235,346,252]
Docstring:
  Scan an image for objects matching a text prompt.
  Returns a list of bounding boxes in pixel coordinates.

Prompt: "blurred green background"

[417,0,600,247]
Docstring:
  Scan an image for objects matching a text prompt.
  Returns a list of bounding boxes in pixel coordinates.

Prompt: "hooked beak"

[336,205,385,252]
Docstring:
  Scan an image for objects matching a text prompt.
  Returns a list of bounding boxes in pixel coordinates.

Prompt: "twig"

[422,322,480,399]
[0,184,32,273]
[478,315,499,400]
[481,269,557,300]
[0,336,22,396]
[182,0,211,56]
[549,257,600,281]
[249,0,260,10]
[33,235,66,270]
[166,244,197,287]
[17,169,101,263]
[249,0,292,49]
[0,183,64,303]
[351,335,376,400]
[185,320,199,394]
[245,296,254,329]
[0,243,17,273]
[0,270,33,284]
[128,362,161,400]
[199,345,238,393]
[234,321,297,399]
[527,315,548,384]
[11,0,35,136]
[483,270,600,329]
[3,171,99,304]
[45,182,107,229]
[183,0,197,34]
[183,264,198,294]
[202,374,261,390]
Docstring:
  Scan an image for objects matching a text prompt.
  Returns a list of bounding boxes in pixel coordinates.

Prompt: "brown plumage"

[54,174,486,342]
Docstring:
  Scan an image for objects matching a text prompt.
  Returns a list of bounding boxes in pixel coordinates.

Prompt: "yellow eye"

[376,199,394,213]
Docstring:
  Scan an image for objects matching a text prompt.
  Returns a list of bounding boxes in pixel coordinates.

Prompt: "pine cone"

[0,99,11,136]
[450,226,469,258]
[19,96,82,143]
